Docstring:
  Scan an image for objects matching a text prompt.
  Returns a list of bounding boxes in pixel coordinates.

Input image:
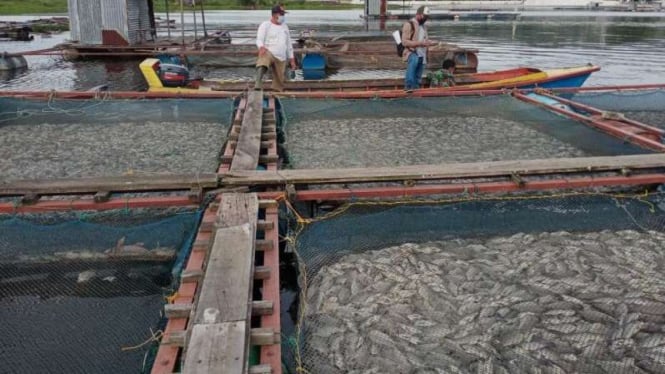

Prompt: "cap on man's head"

[272,4,287,15]
[416,6,430,15]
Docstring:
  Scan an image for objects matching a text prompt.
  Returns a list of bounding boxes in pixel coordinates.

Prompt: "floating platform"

[364,11,521,21]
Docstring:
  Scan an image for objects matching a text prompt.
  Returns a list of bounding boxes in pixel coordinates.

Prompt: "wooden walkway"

[152,90,282,374]
[220,154,665,186]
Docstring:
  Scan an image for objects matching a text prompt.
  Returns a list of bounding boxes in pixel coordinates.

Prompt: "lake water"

[1,10,665,90]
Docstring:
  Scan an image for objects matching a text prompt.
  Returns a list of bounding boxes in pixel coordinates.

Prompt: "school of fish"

[303,230,665,373]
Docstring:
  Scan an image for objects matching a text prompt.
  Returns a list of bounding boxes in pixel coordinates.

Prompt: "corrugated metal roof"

[101,0,129,43]
[68,0,154,45]
[69,0,103,44]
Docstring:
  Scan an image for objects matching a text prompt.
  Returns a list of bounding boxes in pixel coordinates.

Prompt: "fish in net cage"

[285,190,665,374]
[0,207,201,373]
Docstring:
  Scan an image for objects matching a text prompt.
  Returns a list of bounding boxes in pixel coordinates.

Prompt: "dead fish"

[76,270,95,283]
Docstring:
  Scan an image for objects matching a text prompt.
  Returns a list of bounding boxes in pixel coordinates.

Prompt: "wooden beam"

[181,269,203,283]
[254,266,271,280]
[258,200,278,209]
[220,154,665,186]
[217,193,260,229]
[0,173,219,196]
[255,239,274,252]
[183,322,247,373]
[165,303,192,319]
[194,223,255,325]
[250,328,280,346]
[230,90,264,171]
[252,300,274,316]
[257,220,274,231]
[249,364,273,374]
[163,330,187,347]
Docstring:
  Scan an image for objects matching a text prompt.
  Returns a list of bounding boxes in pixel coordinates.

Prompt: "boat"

[140,57,600,95]
[56,34,478,73]
[185,39,479,73]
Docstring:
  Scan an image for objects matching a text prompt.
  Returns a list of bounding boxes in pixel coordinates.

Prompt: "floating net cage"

[278,95,652,170]
[285,189,665,374]
[570,88,665,130]
[0,97,234,180]
[276,87,665,374]
[0,207,201,373]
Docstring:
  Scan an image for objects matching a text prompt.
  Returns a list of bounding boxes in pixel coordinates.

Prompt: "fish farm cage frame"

[1,84,665,373]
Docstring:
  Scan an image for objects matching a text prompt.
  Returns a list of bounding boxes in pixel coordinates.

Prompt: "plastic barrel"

[0,55,27,71]
[301,53,326,71]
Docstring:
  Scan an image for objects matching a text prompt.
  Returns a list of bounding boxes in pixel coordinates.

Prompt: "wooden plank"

[183,322,247,374]
[249,364,273,374]
[250,328,280,346]
[258,200,278,209]
[163,330,186,347]
[255,239,274,251]
[230,90,263,171]
[164,303,192,319]
[194,223,255,324]
[257,220,274,231]
[217,193,259,229]
[181,269,203,283]
[0,173,219,195]
[220,154,665,186]
[254,266,271,280]
[252,300,274,316]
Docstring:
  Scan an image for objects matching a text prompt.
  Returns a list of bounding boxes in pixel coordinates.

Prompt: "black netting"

[288,192,665,374]
[0,208,201,373]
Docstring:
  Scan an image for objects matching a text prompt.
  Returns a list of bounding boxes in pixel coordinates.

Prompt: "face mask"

[277,15,285,24]
[418,16,428,25]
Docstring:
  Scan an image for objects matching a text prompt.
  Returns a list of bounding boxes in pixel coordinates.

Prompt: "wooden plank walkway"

[0,173,219,195]
[153,92,282,374]
[220,154,665,186]
[183,192,258,373]
[231,90,264,171]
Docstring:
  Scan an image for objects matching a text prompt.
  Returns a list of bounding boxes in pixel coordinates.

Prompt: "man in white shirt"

[255,4,297,91]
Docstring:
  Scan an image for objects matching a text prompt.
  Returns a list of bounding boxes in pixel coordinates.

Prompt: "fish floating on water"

[302,230,665,373]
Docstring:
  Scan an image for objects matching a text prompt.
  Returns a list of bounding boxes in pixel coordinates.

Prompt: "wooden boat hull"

[141,58,599,95]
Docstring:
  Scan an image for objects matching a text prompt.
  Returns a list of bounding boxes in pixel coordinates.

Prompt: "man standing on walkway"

[255,4,297,91]
[402,6,436,91]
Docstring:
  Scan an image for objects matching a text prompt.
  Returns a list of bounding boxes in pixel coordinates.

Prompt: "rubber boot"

[254,66,267,91]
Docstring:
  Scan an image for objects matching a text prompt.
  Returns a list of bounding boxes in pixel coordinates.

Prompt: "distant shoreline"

[0,1,362,16]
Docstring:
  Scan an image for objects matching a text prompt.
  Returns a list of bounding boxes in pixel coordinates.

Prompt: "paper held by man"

[392,30,401,45]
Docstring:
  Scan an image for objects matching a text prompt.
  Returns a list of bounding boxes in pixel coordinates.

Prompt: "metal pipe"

[180,0,185,46]
[200,0,208,37]
[165,0,171,39]
[192,1,197,40]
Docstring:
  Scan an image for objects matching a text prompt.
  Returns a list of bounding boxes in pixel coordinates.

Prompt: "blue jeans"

[405,53,424,90]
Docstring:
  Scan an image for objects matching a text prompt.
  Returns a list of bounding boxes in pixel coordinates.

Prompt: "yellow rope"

[121,328,163,352]
[165,291,179,304]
